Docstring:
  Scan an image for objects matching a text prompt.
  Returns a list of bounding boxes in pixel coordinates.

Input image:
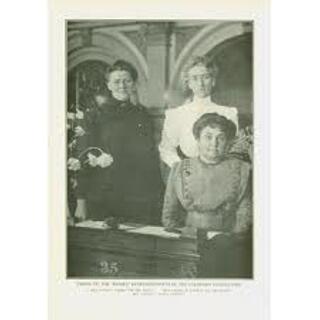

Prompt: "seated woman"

[162,113,252,278]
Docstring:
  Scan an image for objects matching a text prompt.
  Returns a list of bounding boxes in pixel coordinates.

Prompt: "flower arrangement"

[230,125,253,161]
[67,63,113,222]
[67,104,114,188]
[67,147,114,172]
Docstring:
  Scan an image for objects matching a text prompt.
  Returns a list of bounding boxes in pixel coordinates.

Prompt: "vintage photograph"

[66,19,254,279]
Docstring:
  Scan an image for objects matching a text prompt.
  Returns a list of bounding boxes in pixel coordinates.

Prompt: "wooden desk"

[67,224,200,278]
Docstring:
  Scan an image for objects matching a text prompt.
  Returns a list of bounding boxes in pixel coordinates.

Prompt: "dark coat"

[76,97,163,224]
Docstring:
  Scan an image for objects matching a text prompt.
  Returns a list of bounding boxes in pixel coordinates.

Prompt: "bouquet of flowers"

[67,104,113,174]
[66,104,113,222]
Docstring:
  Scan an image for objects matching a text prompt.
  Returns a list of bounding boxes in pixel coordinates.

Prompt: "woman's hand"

[74,199,88,221]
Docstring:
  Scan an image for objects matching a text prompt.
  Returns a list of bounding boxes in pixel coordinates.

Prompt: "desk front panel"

[67,226,200,278]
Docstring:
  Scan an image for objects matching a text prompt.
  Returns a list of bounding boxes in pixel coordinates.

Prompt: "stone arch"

[67,30,149,104]
[68,46,115,70]
[207,32,253,118]
[170,22,250,88]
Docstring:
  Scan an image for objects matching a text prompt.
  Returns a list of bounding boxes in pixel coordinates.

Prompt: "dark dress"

[76,96,163,225]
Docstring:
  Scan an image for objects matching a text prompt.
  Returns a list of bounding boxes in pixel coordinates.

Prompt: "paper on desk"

[75,220,135,231]
[207,231,222,240]
[126,225,181,238]
[75,221,221,239]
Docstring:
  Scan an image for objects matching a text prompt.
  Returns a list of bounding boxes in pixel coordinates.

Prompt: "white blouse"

[159,96,238,168]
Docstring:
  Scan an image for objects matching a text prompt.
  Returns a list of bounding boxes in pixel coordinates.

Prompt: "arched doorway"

[209,33,253,127]
[67,60,110,111]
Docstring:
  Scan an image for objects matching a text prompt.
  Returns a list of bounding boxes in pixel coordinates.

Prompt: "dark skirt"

[198,232,253,278]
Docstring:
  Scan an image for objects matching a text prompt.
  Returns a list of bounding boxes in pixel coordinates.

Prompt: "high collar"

[198,155,221,167]
[108,95,131,108]
[97,95,137,116]
[187,96,215,112]
[191,95,212,106]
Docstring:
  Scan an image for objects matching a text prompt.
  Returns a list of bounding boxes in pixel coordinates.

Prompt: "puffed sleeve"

[224,106,239,132]
[229,107,239,132]
[158,109,181,168]
[232,162,253,233]
[162,162,186,229]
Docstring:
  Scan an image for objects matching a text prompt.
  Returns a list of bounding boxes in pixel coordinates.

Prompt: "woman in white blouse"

[159,56,239,169]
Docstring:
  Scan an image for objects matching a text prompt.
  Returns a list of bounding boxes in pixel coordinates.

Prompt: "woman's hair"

[181,56,219,94]
[193,113,237,141]
[105,60,138,82]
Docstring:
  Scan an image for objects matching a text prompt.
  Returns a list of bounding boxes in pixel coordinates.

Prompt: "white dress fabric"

[159,96,239,168]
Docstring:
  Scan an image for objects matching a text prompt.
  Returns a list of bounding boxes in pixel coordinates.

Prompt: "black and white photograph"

[66,19,254,279]
[12,0,320,319]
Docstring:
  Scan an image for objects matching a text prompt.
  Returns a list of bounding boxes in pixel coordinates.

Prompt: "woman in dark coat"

[74,60,162,225]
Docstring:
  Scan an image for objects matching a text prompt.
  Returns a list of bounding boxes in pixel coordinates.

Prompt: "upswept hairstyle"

[181,56,219,94]
[193,112,237,141]
[105,60,138,82]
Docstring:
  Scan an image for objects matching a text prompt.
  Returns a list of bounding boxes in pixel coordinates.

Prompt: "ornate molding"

[79,28,92,47]
[67,30,149,80]
[68,46,115,70]
[174,25,204,59]
[146,24,167,45]
[122,24,148,58]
